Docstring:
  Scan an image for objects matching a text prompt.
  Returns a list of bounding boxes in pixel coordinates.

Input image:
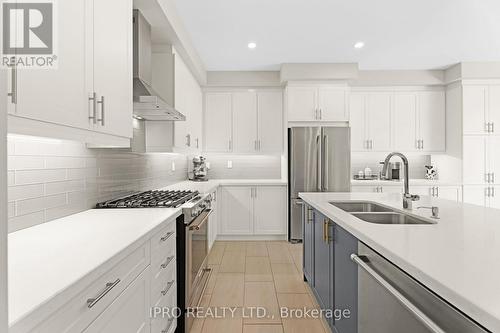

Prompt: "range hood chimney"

[133,9,185,121]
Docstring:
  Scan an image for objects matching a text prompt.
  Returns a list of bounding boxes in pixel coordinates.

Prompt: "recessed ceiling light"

[354,41,365,49]
[247,42,257,49]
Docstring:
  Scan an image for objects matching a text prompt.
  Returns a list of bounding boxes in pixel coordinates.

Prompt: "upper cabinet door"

[349,93,367,151]
[93,0,133,138]
[287,86,317,121]
[463,85,488,135]
[394,93,418,151]
[366,93,392,151]
[463,136,487,184]
[318,88,348,121]
[418,91,445,152]
[258,91,283,154]
[253,187,286,235]
[204,93,233,152]
[13,0,91,130]
[232,92,257,153]
[488,85,500,135]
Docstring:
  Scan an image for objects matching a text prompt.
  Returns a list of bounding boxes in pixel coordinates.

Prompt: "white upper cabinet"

[287,86,317,121]
[204,90,283,154]
[317,87,348,121]
[287,85,348,121]
[233,92,258,153]
[393,92,418,151]
[349,92,391,151]
[204,93,232,152]
[348,93,367,151]
[7,0,133,142]
[173,54,203,151]
[393,90,445,152]
[9,0,91,129]
[366,93,392,151]
[92,0,133,138]
[463,84,500,135]
[418,91,446,152]
[257,91,283,154]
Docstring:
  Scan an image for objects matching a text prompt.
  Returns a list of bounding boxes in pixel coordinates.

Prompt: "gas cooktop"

[95,190,199,209]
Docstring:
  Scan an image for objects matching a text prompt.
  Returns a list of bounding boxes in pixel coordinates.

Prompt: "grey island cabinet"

[303,204,358,333]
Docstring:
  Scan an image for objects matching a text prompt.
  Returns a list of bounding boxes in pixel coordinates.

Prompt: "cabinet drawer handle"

[161,256,175,269]
[161,318,175,333]
[97,96,105,126]
[160,231,174,242]
[88,92,97,124]
[7,59,17,104]
[161,280,175,296]
[351,254,445,333]
[87,278,120,308]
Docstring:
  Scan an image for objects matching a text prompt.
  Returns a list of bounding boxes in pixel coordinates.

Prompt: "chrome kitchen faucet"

[382,152,420,209]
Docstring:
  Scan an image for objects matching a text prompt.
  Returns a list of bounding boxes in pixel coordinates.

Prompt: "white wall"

[7,135,188,233]
[1,69,9,331]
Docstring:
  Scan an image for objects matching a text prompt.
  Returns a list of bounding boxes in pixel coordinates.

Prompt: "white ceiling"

[172,0,500,71]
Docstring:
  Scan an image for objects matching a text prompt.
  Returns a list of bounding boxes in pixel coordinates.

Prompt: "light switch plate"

[227,160,233,169]
[171,161,176,171]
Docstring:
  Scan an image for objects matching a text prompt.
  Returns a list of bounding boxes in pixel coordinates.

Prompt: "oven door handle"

[189,209,212,231]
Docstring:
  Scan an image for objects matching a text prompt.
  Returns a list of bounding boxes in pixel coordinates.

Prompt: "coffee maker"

[189,156,209,182]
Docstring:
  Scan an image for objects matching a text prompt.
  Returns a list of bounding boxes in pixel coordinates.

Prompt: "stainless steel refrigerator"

[288,127,351,241]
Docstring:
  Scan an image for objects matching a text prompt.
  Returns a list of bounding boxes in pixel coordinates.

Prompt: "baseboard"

[216,234,287,241]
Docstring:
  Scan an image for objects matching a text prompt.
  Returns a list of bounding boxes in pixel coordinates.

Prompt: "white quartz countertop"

[351,179,462,186]
[299,192,500,332]
[163,179,287,194]
[8,208,181,326]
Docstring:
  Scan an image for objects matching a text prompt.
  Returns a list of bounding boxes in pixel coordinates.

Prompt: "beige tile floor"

[190,241,330,333]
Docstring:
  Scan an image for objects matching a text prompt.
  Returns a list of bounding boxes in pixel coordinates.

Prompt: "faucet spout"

[382,152,419,209]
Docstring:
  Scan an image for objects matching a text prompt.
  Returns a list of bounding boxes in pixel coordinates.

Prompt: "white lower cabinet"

[219,186,286,237]
[208,190,219,251]
[84,267,151,333]
[352,184,462,201]
[351,185,401,193]
[463,185,500,208]
[24,219,177,333]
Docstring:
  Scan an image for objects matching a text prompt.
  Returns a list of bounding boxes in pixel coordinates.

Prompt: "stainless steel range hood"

[133,9,185,121]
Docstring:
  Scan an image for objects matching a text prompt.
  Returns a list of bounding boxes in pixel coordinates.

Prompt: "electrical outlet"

[227,160,233,169]
[171,161,176,171]
[206,162,211,169]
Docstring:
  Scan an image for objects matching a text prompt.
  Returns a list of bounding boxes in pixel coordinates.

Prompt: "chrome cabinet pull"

[492,122,495,133]
[97,96,105,126]
[161,318,175,333]
[258,140,261,151]
[351,254,446,333]
[319,109,322,120]
[88,93,97,124]
[492,187,495,197]
[160,231,174,242]
[254,140,257,151]
[195,138,199,149]
[7,59,17,104]
[87,278,121,308]
[436,187,439,197]
[431,187,435,197]
[486,173,490,183]
[421,139,424,150]
[486,122,491,133]
[161,280,175,296]
[186,134,191,147]
[161,256,175,269]
[486,187,491,197]
[493,173,495,183]
[416,140,419,149]
[323,134,329,191]
[316,135,322,191]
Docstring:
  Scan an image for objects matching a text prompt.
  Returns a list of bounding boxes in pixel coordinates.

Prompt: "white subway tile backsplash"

[45,156,87,169]
[8,184,44,201]
[8,202,15,218]
[45,180,85,195]
[8,211,45,233]
[7,156,45,170]
[7,171,15,186]
[7,135,189,232]
[15,169,67,185]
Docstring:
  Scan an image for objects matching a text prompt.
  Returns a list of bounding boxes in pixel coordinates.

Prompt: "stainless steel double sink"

[330,201,436,225]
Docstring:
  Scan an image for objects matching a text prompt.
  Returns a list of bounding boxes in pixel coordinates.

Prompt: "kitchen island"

[300,192,500,332]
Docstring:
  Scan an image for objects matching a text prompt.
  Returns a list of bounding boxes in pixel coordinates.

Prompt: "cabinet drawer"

[33,243,150,333]
[151,257,176,302]
[151,285,177,333]
[151,222,176,265]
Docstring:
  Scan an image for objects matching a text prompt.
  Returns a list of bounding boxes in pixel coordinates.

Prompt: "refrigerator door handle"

[317,134,322,191]
[323,134,329,191]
